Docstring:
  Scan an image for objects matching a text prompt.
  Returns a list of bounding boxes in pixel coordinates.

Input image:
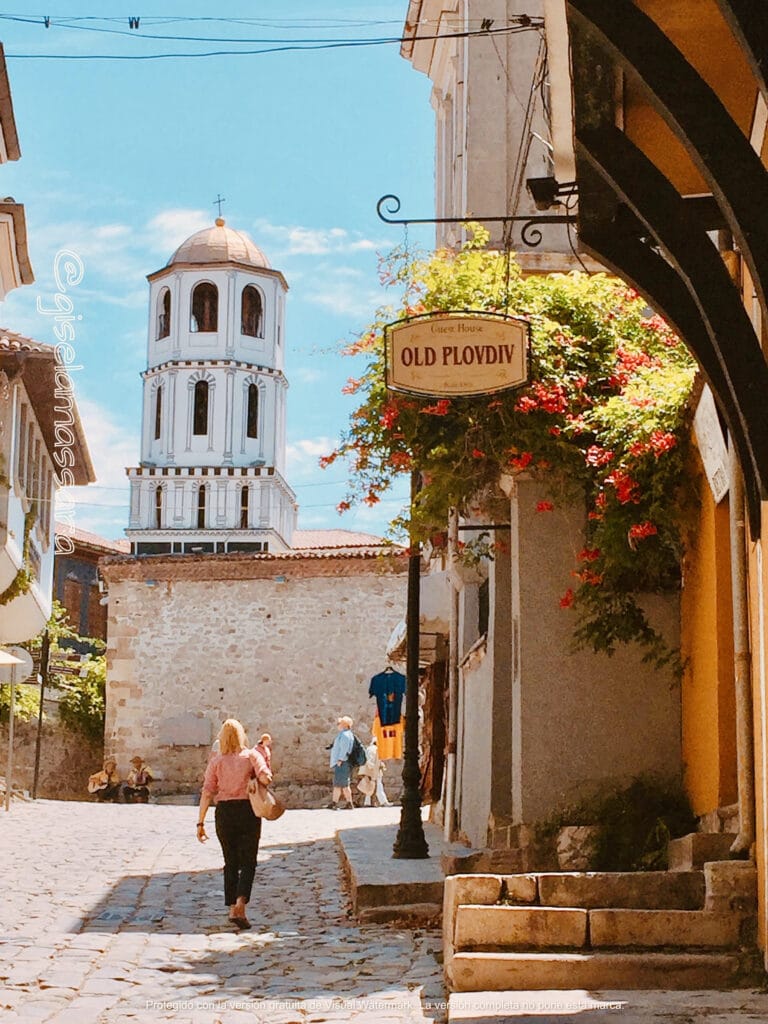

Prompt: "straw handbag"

[247,778,285,821]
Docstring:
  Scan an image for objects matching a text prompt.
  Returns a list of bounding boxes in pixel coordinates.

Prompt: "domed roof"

[167,219,270,269]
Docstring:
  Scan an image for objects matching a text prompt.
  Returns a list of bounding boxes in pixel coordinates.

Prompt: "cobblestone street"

[0,801,445,1024]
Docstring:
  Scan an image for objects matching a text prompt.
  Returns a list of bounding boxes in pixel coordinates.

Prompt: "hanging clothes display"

[368,667,406,726]
[372,712,404,760]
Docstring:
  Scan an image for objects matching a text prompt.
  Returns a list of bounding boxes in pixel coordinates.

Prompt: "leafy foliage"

[325,228,698,665]
[537,776,697,872]
[0,601,107,738]
[57,654,106,743]
[0,683,40,724]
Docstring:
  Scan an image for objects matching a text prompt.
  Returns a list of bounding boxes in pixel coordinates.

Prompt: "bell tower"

[126,218,297,555]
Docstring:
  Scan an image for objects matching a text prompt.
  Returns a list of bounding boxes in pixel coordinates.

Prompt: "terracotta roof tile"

[55,524,130,554]
[100,549,407,583]
[291,528,400,551]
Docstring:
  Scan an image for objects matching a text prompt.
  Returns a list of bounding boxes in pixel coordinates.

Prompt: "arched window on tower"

[197,485,207,529]
[240,486,249,529]
[193,380,209,436]
[155,487,163,529]
[157,288,171,339]
[241,285,263,338]
[190,282,218,332]
[154,385,163,441]
[246,383,259,439]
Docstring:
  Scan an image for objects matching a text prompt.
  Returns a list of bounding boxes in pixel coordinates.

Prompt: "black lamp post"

[393,469,430,859]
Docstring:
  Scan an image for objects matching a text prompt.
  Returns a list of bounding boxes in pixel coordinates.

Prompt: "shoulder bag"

[247,777,286,821]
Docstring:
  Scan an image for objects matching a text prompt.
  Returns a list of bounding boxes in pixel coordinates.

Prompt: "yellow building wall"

[748,515,768,961]
[680,456,737,815]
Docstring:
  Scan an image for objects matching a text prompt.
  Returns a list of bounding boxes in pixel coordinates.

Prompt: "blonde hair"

[259,733,272,744]
[218,719,247,754]
[338,715,353,729]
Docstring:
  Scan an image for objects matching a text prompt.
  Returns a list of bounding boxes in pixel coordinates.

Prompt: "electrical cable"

[2,22,544,60]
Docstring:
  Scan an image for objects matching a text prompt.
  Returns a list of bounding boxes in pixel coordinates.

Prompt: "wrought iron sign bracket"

[376,194,576,248]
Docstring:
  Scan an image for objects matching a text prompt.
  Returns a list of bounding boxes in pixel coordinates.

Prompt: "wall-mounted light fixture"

[526,176,578,211]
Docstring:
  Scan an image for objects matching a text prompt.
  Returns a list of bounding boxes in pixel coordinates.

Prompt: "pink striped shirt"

[202,748,272,801]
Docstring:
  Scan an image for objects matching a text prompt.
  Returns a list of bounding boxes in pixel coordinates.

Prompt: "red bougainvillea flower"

[509,451,533,470]
[649,430,677,456]
[319,453,337,469]
[560,588,575,608]
[605,468,640,504]
[578,547,601,562]
[585,445,614,467]
[336,500,351,513]
[532,381,569,414]
[389,451,412,470]
[628,521,658,541]
[574,568,604,586]
[515,395,538,414]
[380,402,400,429]
[548,426,562,437]
[471,448,486,459]
[363,492,380,507]
[420,399,451,416]
[341,377,363,395]
[536,500,554,512]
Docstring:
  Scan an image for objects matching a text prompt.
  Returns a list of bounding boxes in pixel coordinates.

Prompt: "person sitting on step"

[123,756,154,803]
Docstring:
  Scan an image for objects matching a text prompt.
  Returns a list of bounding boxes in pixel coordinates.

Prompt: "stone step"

[455,905,588,951]
[590,908,743,949]
[453,904,744,952]
[448,950,744,991]
[537,870,704,910]
[358,901,442,925]
[668,832,738,871]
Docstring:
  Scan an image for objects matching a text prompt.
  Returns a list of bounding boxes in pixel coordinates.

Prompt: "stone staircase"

[444,859,760,991]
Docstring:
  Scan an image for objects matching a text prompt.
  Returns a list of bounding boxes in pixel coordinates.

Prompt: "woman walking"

[196,719,272,929]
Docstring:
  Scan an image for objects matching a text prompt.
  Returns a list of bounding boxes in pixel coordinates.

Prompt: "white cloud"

[254,218,391,257]
[304,279,386,319]
[293,367,324,384]
[63,398,139,539]
[146,208,210,254]
[286,437,337,478]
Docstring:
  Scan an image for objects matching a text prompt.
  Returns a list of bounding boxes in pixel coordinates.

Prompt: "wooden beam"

[578,207,762,533]
[713,0,768,101]
[568,0,768,320]
[576,127,768,532]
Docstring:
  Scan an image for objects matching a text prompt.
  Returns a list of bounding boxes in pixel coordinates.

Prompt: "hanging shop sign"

[385,311,529,397]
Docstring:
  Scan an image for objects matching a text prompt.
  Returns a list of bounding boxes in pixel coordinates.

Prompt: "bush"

[0,683,40,724]
[56,655,106,743]
[538,775,697,871]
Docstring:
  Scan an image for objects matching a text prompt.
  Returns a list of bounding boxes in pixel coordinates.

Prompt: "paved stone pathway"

[0,801,445,1023]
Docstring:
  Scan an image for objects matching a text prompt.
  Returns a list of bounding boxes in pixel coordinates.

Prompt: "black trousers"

[214,799,262,907]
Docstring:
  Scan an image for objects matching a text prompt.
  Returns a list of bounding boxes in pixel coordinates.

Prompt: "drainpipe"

[729,439,756,854]
[444,508,460,842]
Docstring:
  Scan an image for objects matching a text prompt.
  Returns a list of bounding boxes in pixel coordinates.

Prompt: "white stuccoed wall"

[102,555,407,802]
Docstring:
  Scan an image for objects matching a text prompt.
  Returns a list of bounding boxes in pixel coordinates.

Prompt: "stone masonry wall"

[1,719,102,800]
[103,556,407,804]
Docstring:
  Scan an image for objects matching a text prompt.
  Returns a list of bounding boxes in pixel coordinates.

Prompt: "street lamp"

[393,469,430,859]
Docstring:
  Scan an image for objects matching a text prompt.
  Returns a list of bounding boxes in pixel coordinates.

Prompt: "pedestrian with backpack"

[328,715,357,810]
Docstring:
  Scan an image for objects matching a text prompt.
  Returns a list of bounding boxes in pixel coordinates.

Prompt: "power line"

[3,22,543,61]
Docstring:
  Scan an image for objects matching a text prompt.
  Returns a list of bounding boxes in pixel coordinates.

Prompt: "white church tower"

[126,218,297,555]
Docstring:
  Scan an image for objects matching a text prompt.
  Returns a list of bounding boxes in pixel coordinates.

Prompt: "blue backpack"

[347,734,367,768]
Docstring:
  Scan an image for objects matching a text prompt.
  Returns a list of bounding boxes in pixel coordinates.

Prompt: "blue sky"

[0,3,436,539]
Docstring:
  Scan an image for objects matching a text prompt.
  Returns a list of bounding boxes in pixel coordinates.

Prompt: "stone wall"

[0,719,102,800]
[102,553,407,804]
